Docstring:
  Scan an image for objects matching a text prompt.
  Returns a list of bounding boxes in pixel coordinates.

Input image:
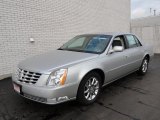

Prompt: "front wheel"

[77,72,102,105]
[137,57,149,75]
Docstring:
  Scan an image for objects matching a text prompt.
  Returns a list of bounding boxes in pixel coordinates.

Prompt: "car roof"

[79,32,133,36]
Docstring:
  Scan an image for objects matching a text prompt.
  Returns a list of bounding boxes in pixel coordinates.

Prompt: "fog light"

[57,96,69,102]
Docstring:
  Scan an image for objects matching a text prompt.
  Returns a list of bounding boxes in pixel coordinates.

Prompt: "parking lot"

[0,54,160,120]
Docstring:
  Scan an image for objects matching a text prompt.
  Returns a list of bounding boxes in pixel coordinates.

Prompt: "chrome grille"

[17,68,41,84]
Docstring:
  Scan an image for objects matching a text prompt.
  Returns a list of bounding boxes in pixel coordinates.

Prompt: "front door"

[103,35,130,83]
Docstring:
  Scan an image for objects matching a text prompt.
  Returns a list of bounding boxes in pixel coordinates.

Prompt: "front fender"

[66,58,104,93]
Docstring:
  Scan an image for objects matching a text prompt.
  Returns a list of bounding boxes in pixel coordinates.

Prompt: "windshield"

[59,35,112,54]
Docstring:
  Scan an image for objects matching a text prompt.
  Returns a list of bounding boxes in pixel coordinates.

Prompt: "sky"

[131,0,160,19]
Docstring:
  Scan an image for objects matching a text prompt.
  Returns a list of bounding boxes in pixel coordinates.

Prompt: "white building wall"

[0,0,130,78]
[131,16,160,53]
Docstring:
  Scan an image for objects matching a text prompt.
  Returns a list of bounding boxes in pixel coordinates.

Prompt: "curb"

[0,74,11,80]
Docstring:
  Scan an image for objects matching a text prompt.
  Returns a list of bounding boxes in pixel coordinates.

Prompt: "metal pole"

[154,9,156,16]
[150,8,152,15]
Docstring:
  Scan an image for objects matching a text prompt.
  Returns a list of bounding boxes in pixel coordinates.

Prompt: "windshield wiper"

[58,48,98,54]
[57,48,64,50]
[58,48,84,52]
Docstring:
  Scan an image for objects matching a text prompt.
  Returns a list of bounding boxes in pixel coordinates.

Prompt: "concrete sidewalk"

[0,55,160,120]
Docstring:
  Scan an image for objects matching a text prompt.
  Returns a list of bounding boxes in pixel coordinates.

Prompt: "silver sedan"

[12,33,154,105]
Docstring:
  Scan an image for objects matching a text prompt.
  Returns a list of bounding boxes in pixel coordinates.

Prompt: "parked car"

[12,33,154,105]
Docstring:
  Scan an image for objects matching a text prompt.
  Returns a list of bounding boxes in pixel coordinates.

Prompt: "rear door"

[124,34,144,72]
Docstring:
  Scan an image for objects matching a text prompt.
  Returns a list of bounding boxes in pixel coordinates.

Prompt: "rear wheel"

[137,57,149,75]
[77,72,102,105]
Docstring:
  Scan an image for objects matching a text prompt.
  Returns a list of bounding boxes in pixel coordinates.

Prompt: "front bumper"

[12,74,78,105]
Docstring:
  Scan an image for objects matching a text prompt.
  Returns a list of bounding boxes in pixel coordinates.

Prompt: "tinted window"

[134,36,142,46]
[126,35,138,48]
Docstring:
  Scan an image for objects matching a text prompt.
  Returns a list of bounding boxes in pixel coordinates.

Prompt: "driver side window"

[111,36,126,50]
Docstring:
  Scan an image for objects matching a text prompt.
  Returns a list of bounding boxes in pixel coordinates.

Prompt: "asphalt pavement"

[0,54,160,120]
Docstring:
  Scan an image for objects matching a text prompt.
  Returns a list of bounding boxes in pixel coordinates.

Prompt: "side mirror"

[108,46,123,54]
[113,46,123,52]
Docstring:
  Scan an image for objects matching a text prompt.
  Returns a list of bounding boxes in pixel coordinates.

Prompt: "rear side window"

[125,35,138,48]
[134,35,142,46]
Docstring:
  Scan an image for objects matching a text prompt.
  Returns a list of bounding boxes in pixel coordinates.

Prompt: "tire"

[77,72,102,105]
[137,57,149,75]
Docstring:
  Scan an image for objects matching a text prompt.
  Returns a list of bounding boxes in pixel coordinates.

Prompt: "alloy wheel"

[142,59,148,73]
[84,77,99,101]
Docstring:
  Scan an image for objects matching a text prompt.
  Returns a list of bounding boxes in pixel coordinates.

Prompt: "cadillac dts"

[12,33,154,105]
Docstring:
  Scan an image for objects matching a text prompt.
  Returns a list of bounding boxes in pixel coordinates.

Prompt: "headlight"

[47,69,67,86]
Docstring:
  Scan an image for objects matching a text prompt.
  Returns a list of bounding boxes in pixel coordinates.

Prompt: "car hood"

[18,50,99,74]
